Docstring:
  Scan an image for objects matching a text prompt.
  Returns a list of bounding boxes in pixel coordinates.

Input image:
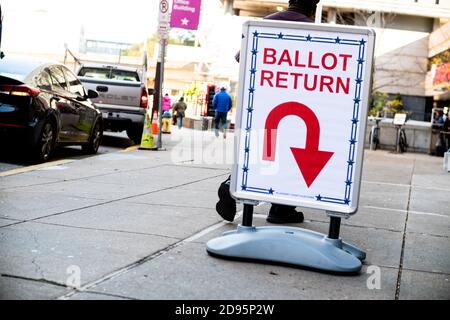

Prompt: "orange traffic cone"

[152,110,158,123]
[152,122,159,135]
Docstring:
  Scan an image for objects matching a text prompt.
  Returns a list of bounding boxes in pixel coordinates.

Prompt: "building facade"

[221,0,450,121]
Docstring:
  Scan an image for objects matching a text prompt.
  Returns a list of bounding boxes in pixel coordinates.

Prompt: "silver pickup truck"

[77,63,149,143]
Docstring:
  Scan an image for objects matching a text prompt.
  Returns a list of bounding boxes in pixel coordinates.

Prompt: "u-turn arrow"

[262,101,334,188]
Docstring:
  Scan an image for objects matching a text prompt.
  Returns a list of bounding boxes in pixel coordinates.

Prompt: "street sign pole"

[157,39,166,150]
[156,0,170,150]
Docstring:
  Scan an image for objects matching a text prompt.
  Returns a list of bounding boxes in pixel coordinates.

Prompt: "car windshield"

[78,67,139,82]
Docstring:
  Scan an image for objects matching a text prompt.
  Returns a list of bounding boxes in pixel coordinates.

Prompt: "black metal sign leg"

[328,216,341,239]
[242,204,254,227]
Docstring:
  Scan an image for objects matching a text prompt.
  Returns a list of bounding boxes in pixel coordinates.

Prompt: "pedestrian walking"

[216,0,320,224]
[172,97,187,129]
[213,86,233,139]
[162,93,172,113]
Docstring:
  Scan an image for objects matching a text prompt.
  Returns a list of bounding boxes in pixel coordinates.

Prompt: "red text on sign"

[260,48,353,94]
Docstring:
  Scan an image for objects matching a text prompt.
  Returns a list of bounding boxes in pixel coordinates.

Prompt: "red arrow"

[262,101,334,188]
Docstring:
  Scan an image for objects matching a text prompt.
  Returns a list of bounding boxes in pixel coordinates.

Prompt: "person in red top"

[216,0,320,224]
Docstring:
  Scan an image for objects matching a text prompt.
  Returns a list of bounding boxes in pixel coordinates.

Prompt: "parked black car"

[0,55,102,162]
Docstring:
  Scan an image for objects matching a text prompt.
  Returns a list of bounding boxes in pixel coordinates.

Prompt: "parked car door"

[30,68,54,119]
[62,66,93,142]
[47,65,79,143]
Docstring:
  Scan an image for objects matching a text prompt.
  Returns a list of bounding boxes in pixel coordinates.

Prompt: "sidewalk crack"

[79,290,139,300]
[395,158,415,300]
[56,217,236,300]
[26,228,45,279]
[1,274,67,288]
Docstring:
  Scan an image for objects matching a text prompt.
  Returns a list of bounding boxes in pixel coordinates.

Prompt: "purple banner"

[170,0,201,30]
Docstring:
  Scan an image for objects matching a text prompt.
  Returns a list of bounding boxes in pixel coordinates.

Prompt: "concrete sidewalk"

[0,128,449,300]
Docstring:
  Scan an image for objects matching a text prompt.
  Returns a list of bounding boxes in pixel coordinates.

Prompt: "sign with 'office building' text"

[170,0,201,31]
[231,20,375,214]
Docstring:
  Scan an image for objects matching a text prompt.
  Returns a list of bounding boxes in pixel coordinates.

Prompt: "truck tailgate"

[79,77,142,109]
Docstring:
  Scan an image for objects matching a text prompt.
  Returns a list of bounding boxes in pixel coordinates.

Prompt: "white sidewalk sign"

[231,20,375,214]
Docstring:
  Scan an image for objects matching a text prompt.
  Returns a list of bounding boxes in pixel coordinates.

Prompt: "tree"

[385,93,405,116]
[429,48,450,69]
[122,34,159,58]
[369,91,388,117]
[168,30,198,47]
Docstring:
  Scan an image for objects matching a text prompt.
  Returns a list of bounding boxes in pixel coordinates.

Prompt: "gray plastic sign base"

[206,225,365,273]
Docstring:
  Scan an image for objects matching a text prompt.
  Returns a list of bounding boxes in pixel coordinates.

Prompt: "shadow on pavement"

[101,133,136,148]
[0,133,136,167]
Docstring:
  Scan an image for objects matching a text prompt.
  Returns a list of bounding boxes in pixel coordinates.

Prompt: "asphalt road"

[0,131,137,173]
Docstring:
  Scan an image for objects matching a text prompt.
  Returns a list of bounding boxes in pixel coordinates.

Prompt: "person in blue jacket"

[216,0,320,225]
[213,86,233,139]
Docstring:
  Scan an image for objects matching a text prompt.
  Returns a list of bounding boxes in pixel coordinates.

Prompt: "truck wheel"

[82,121,102,154]
[127,126,143,144]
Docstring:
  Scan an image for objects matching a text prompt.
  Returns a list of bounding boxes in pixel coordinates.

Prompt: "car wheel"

[34,121,55,162]
[126,125,143,144]
[82,121,102,154]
